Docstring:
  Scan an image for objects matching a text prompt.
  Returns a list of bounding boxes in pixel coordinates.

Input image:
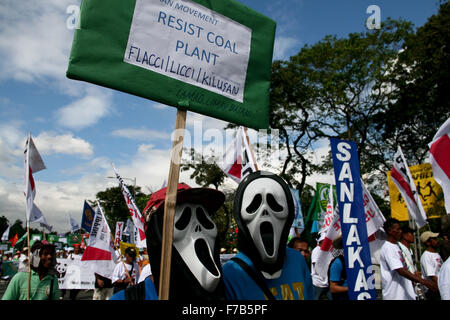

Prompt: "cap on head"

[420,231,439,243]
[125,247,137,258]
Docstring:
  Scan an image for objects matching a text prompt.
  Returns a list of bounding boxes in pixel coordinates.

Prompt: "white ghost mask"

[172,203,221,292]
[240,177,289,278]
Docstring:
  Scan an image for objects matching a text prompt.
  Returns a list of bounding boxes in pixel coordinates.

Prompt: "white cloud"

[112,128,170,141]
[34,131,94,157]
[0,1,80,84]
[0,122,26,180]
[273,36,302,61]
[55,87,112,129]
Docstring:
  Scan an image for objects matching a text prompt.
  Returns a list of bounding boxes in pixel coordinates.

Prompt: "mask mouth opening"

[194,238,219,277]
[260,221,274,256]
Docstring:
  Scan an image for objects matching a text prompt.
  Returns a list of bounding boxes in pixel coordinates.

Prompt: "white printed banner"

[56,258,96,289]
[124,0,252,102]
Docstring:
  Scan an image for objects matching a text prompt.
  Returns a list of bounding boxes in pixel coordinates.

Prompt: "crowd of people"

[1,171,449,301]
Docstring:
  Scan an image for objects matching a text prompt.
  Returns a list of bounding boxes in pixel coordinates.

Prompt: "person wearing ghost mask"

[110,183,226,300]
[2,240,59,300]
[222,171,313,300]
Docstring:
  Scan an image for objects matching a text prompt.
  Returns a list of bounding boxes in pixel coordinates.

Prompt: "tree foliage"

[376,3,450,166]
[181,148,226,190]
[270,18,414,195]
[92,185,149,232]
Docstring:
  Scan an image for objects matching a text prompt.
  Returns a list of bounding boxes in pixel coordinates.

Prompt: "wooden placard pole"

[159,108,187,300]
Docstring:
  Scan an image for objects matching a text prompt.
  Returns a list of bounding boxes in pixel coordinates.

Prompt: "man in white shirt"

[397,226,425,299]
[380,218,437,300]
[310,234,331,300]
[112,247,139,293]
[420,231,443,300]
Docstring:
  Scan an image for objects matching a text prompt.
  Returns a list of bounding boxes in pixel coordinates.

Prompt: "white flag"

[112,164,146,248]
[429,117,450,213]
[81,203,116,279]
[69,215,81,233]
[361,179,386,236]
[31,204,52,231]
[1,225,10,241]
[390,146,427,228]
[24,134,47,224]
[218,126,257,183]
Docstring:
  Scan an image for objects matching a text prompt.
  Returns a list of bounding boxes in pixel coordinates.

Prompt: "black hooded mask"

[146,187,226,300]
[233,171,294,278]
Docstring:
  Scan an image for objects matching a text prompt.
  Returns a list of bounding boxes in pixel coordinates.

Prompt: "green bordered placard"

[66,0,275,129]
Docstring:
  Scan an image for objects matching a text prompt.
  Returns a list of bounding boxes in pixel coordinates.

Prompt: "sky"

[0,0,440,234]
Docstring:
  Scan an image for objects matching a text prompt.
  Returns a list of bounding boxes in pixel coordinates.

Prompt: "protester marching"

[1,0,450,310]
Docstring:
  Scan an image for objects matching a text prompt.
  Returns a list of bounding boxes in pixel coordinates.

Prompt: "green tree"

[10,219,26,239]
[0,215,9,238]
[181,148,227,190]
[377,3,450,165]
[269,18,414,222]
[92,185,149,233]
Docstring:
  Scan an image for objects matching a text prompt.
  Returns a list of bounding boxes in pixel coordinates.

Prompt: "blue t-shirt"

[329,256,347,287]
[109,277,158,300]
[222,247,313,300]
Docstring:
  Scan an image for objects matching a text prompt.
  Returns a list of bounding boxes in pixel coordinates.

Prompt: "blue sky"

[0,0,440,233]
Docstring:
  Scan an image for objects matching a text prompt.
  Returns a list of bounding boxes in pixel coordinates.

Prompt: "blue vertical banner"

[330,138,377,300]
[81,200,95,233]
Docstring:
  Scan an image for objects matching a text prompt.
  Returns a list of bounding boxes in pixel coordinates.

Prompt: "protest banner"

[56,258,96,289]
[388,163,445,221]
[59,236,68,245]
[67,0,275,130]
[330,138,377,300]
[114,221,124,247]
[67,0,275,300]
[47,234,59,244]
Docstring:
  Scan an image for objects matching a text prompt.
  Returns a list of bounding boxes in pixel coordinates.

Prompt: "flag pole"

[26,221,31,300]
[159,108,187,300]
[25,133,31,300]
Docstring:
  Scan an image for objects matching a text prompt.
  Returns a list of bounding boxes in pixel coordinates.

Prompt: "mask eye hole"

[246,194,262,214]
[196,207,214,230]
[175,207,191,230]
[267,193,284,212]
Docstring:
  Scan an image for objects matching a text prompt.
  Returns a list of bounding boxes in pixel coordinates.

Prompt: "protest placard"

[67,0,275,130]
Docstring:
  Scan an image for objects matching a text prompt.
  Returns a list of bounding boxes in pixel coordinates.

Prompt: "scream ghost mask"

[234,171,294,278]
[145,185,226,300]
